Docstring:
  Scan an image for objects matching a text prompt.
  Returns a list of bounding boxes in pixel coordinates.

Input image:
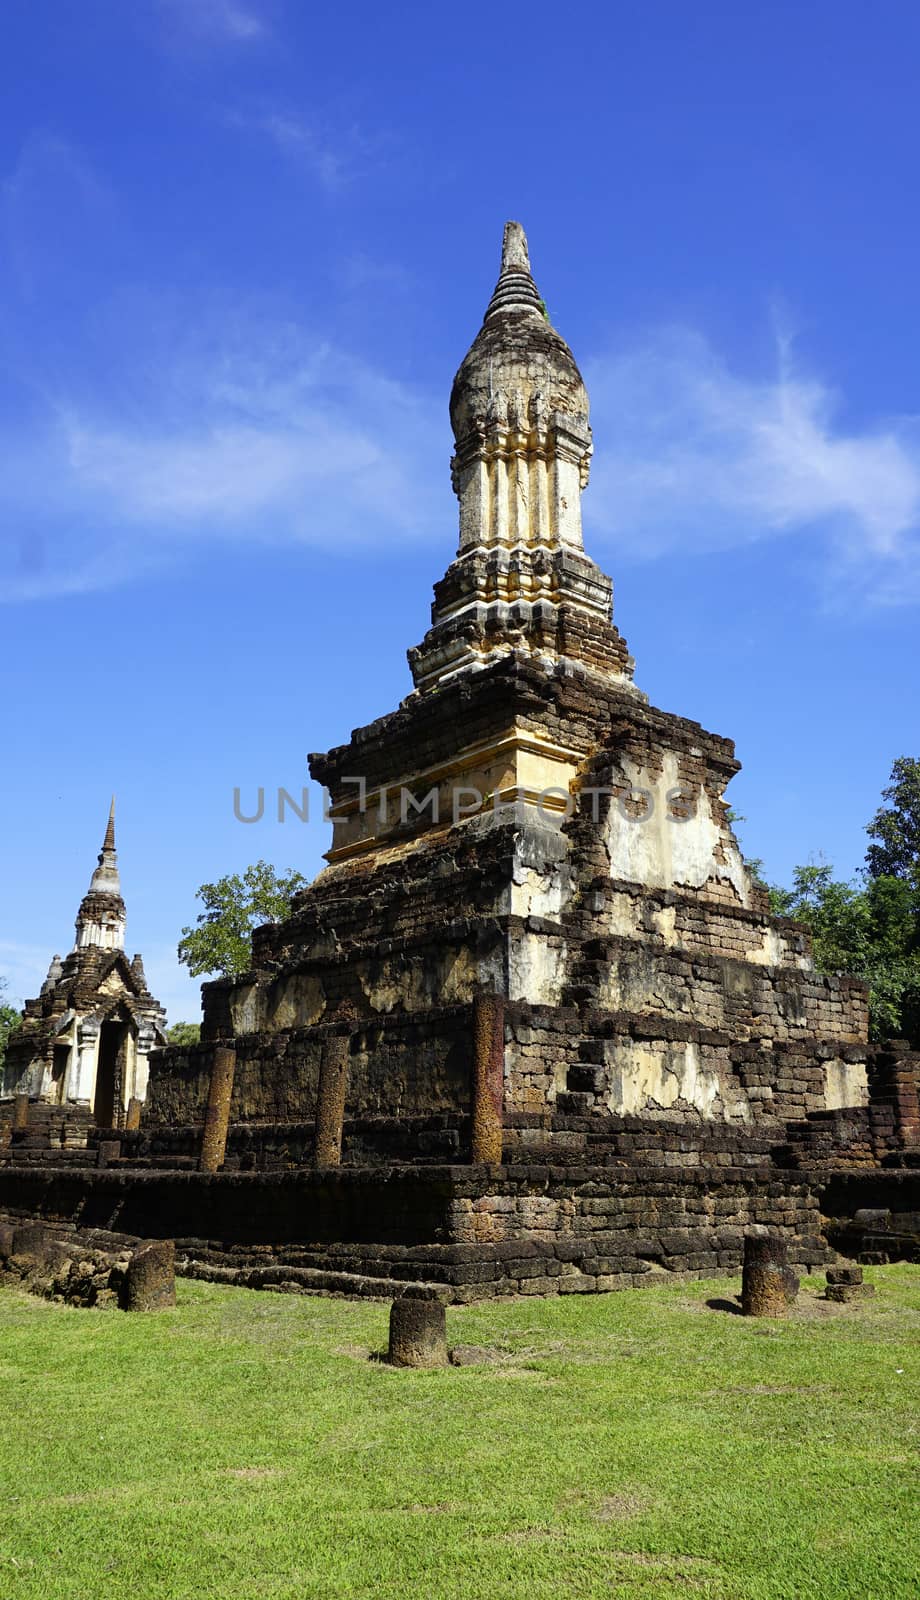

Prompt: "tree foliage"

[178,861,310,979]
[0,978,22,1074]
[865,756,920,885]
[769,759,920,1045]
[166,1021,201,1047]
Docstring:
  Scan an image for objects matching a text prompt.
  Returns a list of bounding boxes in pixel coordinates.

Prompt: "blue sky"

[1,0,918,1023]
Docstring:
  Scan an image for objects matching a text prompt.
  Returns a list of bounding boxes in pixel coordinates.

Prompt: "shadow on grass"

[705,1297,744,1315]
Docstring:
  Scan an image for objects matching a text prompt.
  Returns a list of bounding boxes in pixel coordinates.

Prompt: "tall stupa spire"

[102,793,116,853]
[75,797,126,951]
[407,221,637,694]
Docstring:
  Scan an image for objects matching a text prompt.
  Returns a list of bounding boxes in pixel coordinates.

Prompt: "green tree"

[0,978,22,1074]
[166,1021,201,1047]
[863,755,920,1040]
[865,756,920,887]
[178,861,309,979]
[769,861,920,1045]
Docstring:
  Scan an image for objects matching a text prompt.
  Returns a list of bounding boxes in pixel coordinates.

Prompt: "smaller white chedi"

[1,801,167,1126]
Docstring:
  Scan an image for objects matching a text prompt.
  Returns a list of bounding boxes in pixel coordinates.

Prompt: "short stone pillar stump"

[388,1293,447,1368]
[123,1240,176,1312]
[97,1140,121,1169]
[741,1228,799,1317]
[825,1265,875,1304]
[125,1097,143,1133]
[11,1093,30,1135]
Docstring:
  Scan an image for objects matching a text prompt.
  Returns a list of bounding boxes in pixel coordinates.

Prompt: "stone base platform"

[0,1157,915,1302]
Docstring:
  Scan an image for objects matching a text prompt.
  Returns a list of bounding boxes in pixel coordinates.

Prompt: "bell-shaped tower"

[409,222,637,693]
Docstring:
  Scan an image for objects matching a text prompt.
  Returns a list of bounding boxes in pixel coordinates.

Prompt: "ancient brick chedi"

[2,225,916,1299]
[148,222,871,1137]
[2,802,167,1127]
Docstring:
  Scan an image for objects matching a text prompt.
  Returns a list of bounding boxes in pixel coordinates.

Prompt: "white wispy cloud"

[1,133,113,301]
[233,110,384,192]
[0,319,448,602]
[2,141,919,618]
[586,327,920,604]
[157,0,266,43]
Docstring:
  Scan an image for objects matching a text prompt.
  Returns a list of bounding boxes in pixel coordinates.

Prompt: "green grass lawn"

[0,1267,917,1600]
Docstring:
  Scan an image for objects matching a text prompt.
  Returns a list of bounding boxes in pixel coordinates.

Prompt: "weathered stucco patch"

[651,903,678,946]
[606,891,639,938]
[824,1057,869,1111]
[509,863,570,920]
[605,751,750,905]
[265,974,326,1032]
[361,947,481,1014]
[605,1040,722,1118]
[508,933,565,1004]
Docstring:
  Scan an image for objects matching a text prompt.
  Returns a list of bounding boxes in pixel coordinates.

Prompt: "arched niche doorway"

[51,1043,71,1104]
[93,1010,135,1129]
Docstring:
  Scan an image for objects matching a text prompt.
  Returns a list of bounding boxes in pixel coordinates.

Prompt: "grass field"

[0,1266,917,1599]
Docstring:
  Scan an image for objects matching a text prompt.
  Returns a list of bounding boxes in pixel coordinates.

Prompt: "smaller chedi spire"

[87,795,121,897]
[102,794,116,852]
[41,954,63,994]
[75,797,126,952]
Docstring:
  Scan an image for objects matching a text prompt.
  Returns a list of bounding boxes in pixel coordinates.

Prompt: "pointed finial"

[501,221,530,272]
[483,220,545,323]
[103,795,116,853]
[84,795,122,897]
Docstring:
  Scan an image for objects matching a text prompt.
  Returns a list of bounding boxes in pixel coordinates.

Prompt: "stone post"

[123,1240,176,1311]
[200,1045,236,1174]
[825,1265,874,1303]
[12,1093,30,1134]
[125,1096,143,1132]
[471,993,504,1164]
[314,1023,351,1168]
[388,1293,447,1367]
[741,1227,799,1317]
